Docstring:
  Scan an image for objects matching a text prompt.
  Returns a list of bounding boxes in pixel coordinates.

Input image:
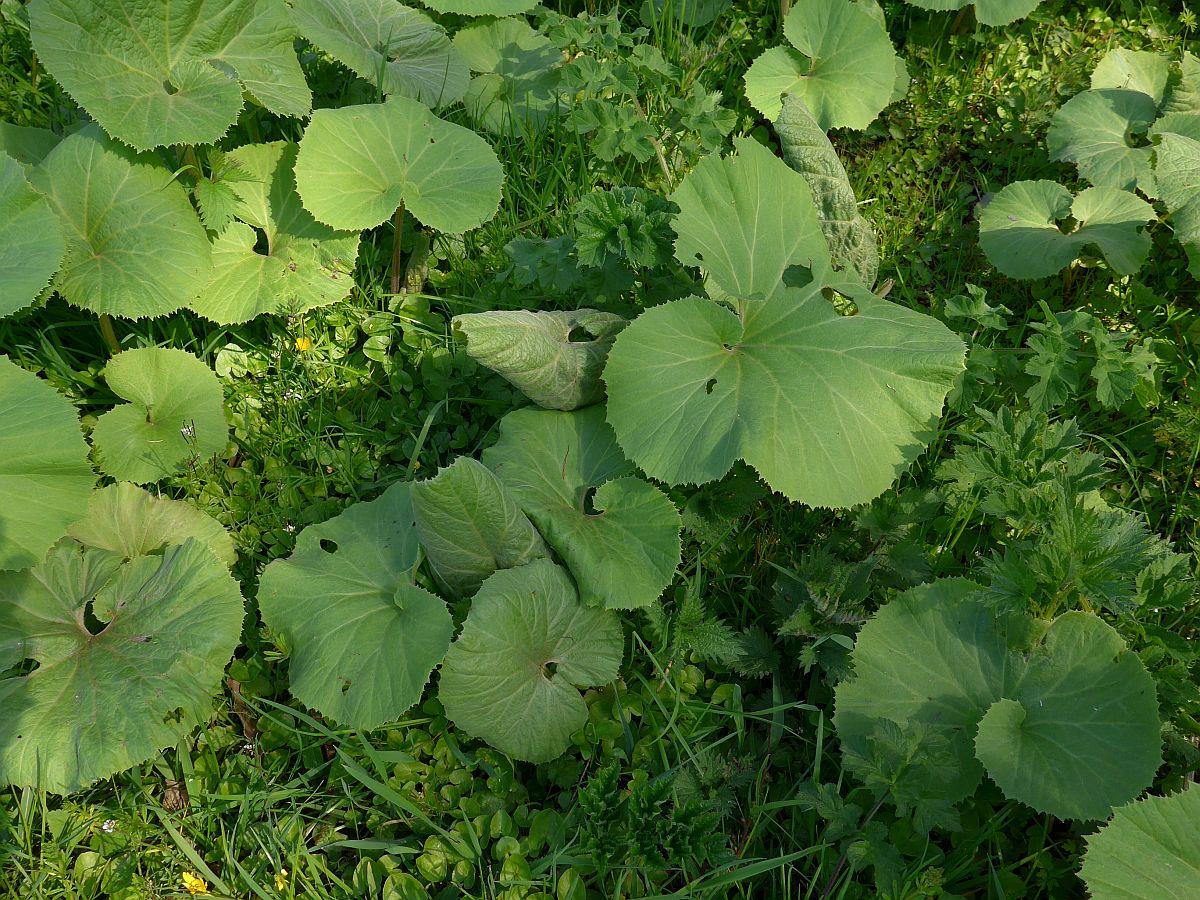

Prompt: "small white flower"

[101,819,117,833]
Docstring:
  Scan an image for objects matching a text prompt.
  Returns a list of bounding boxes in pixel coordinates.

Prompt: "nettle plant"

[980,48,1200,280]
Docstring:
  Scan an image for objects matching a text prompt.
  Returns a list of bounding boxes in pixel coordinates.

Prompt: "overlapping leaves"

[0,152,63,318]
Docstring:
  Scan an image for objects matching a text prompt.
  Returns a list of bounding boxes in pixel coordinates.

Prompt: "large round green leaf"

[1047,89,1158,194]
[452,309,627,410]
[482,406,681,610]
[978,180,1156,280]
[454,18,565,136]
[294,95,504,233]
[743,0,903,129]
[258,484,454,729]
[835,581,1162,820]
[900,0,1041,27]
[0,358,95,572]
[669,137,830,301]
[603,286,965,509]
[411,456,547,598]
[194,142,360,324]
[1081,786,1200,899]
[438,559,623,762]
[292,0,468,108]
[30,128,212,319]
[29,0,311,151]
[1152,127,1200,277]
[0,123,61,167]
[0,539,244,792]
[417,0,538,14]
[91,349,229,484]
[0,152,64,319]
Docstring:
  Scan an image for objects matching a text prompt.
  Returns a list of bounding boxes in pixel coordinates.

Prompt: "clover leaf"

[0,151,64,319]
[482,406,682,610]
[29,128,212,319]
[90,349,229,484]
[743,0,904,129]
[0,357,95,572]
[0,539,244,792]
[452,308,627,410]
[258,484,453,729]
[294,95,504,233]
[438,559,623,763]
[29,0,310,151]
[194,142,360,324]
[978,180,1156,280]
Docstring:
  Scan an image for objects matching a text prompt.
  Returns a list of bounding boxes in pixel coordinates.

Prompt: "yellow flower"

[274,869,288,892]
[181,871,209,895]
[294,336,313,352]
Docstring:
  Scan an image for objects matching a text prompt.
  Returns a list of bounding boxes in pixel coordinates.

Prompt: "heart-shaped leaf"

[482,406,681,610]
[0,151,64,319]
[438,559,622,762]
[1047,89,1159,194]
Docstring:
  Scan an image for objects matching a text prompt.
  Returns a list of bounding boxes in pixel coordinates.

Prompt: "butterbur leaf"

[418,0,538,13]
[835,581,1161,820]
[978,180,1155,279]
[1047,89,1158,194]
[29,0,310,151]
[30,128,212,319]
[294,95,504,233]
[292,0,468,108]
[454,18,565,136]
[1081,786,1200,899]
[68,483,235,569]
[603,285,965,509]
[1152,130,1200,277]
[0,122,61,166]
[776,95,878,286]
[411,457,547,598]
[670,137,830,301]
[0,151,64,318]
[743,0,904,129]
[452,308,627,410]
[0,357,95,572]
[193,143,360,324]
[257,484,453,728]
[438,559,623,762]
[1090,49,1170,102]
[1162,51,1200,115]
[0,540,244,792]
[901,0,1041,27]
[482,406,682,609]
[91,349,228,484]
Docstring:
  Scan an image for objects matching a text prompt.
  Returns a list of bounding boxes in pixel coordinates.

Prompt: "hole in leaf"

[340,678,353,694]
[567,325,596,343]
[82,599,108,636]
[541,661,559,680]
[2,658,38,678]
[582,486,600,516]
[252,229,271,256]
[163,707,186,725]
[319,539,339,554]
[828,292,858,317]
[704,377,717,395]
[782,264,817,289]
[163,79,179,96]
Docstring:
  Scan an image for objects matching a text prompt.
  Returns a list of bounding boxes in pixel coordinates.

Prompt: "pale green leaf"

[68,483,235,568]
[1153,130,1200,277]
[293,0,468,108]
[1162,51,1200,115]
[438,559,622,762]
[454,17,565,136]
[1090,49,1170,103]
[0,539,243,792]
[1081,786,1200,899]
[979,181,1155,279]
[775,95,878,286]
[900,0,1041,27]
[90,349,228,484]
[452,308,626,410]
[0,122,60,166]
[1047,89,1158,193]
[482,406,682,610]
[411,456,547,598]
[417,0,538,14]
[603,286,965,508]
[294,95,504,233]
[29,0,310,151]
[193,142,360,324]
[257,484,453,728]
[0,151,64,318]
[30,128,212,319]
[0,357,95,572]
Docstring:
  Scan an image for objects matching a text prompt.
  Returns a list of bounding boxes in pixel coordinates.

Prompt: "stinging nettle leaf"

[1080,785,1200,899]
[29,0,311,151]
[978,180,1156,280]
[438,559,623,763]
[293,0,468,109]
[294,95,504,234]
[452,308,626,410]
[0,539,244,792]
[743,0,904,129]
[30,127,212,319]
[603,285,966,509]
[90,348,229,484]
[0,357,96,572]
[411,456,547,598]
[0,151,64,319]
[257,483,453,729]
[775,94,879,287]
[194,142,360,324]
[482,406,682,610]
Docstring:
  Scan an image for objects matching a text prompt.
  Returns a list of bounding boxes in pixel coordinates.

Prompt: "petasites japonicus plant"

[835,580,1161,822]
[899,0,1043,27]
[603,138,965,508]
